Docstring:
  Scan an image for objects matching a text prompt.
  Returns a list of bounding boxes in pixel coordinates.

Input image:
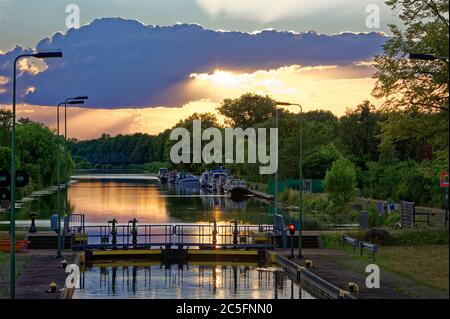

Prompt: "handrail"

[359,241,378,262]
[342,235,359,254]
[70,223,275,250]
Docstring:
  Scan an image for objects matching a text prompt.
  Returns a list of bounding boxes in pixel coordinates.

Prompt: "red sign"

[440,172,449,188]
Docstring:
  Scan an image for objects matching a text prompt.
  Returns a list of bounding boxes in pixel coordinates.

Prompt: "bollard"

[47,281,58,293]
[29,211,38,233]
[348,282,359,294]
[59,259,68,269]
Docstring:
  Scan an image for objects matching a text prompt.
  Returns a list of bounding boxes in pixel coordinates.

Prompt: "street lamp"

[409,53,449,61]
[63,96,88,214]
[56,98,85,257]
[243,96,304,258]
[275,101,304,258]
[10,51,63,299]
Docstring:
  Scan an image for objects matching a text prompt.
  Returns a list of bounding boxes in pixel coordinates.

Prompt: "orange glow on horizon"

[2,63,382,139]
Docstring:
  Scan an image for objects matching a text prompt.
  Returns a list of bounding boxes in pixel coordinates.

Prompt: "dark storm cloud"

[0,18,387,108]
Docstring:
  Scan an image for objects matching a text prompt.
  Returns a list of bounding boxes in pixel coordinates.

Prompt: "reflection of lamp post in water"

[112,266,117,294]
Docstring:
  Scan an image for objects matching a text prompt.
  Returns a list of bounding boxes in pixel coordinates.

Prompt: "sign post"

[440,172,449,227]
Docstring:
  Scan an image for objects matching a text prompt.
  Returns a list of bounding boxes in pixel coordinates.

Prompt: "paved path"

[4,250,76,299]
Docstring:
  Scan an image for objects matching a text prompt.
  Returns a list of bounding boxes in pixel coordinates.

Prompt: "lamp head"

[32,51,63,59]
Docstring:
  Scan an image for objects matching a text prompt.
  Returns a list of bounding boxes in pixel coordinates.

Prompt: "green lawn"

[375,245,449,293]
[0,251,30,298]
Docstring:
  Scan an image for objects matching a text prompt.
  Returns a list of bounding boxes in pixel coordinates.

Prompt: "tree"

[372,0,449,161]
[304,143,344,179]
[324,158,357,211]
[339,101,384,166]
[217,93,276,128]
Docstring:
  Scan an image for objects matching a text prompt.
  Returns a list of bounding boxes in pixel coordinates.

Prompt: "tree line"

[0,110,75,197]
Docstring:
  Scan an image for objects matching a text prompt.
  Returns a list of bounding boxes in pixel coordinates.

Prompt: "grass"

[321,231,449,294]
[377,245,449,293]
[0,239,31,298]
[322,231,449,294]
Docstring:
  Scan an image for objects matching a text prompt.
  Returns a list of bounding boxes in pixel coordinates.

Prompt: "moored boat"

[225,178,250,199]
[158,168,169,183]
[176,172,199,186]
[168,171,177,183]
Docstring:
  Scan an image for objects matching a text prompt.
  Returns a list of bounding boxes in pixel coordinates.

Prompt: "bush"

[387,228,449,246]
[362,228,391,244]
[324,158,357,213]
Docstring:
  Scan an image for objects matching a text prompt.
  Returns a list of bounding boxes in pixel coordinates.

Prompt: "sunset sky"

[0,0,400,139]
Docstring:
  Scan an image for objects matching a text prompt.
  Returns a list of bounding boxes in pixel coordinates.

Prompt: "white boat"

[176,172,199,185]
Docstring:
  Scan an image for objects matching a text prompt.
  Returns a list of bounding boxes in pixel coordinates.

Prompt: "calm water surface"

[9,173,296,225]
[74,264,314,299]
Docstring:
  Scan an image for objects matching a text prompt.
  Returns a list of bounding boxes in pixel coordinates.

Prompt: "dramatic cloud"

[0,17,387,108]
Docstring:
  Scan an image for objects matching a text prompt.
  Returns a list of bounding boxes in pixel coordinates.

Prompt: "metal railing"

[70,224,175,250]
[70,223,275,250]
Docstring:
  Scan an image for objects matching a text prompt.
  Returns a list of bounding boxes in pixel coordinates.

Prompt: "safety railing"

[70,223,274,250]
[342,235,359,254]
[360,241,378,262]
[174,224,274,249]
[65,213,85,233]
[70,224,175,250]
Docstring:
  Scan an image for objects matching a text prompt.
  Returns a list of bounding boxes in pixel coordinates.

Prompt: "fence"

[267,178,324,195]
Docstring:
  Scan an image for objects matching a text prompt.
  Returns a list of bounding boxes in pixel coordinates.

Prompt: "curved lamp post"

[275,101,304,258]
[243,96,304,258]
[63,97,88,214]
[56,98,85,257]
[10,51,63,299]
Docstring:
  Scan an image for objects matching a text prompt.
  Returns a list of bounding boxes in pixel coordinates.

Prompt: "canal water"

[4,173,296,225]
[73,263,314,299]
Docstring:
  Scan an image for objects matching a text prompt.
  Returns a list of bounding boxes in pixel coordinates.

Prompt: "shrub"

[324,158,357,213]
[387,228,449,246]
